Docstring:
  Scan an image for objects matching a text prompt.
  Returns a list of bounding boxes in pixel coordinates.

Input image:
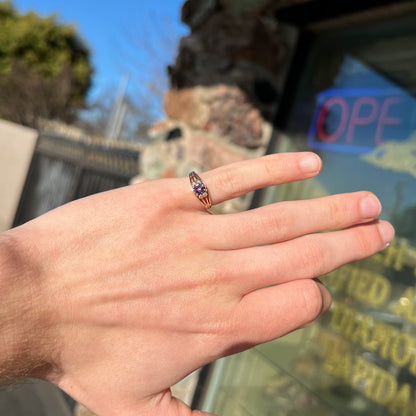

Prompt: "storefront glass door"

[202,14,416,416]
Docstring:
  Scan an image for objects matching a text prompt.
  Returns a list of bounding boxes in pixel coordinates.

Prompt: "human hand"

[3,152,394,416]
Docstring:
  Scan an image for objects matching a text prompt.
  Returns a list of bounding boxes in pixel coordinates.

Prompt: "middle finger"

[203,191,381,249]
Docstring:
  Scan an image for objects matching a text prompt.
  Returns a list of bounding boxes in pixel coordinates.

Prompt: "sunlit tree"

[0,1,93,127]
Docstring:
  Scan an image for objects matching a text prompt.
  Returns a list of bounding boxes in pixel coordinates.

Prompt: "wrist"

[0,230,56,384]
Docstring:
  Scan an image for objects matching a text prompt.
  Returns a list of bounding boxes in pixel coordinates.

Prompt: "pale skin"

[0,152,394,416]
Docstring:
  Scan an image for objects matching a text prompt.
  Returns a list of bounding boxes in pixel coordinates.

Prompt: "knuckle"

[261,208,286,239]
[201,264,233,292]
[353,227,378,252]
[206,266,226,286]
[203,310,241,339]
[327,198,343,225]
[221,312,241,337]
[299,238,328,277]
[216,169,241,200]
[263,156,278,179]
[252,203,293,243]
[270,205,291,239]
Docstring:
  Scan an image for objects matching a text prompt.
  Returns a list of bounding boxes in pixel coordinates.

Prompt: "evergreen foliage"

[0,1,93,126]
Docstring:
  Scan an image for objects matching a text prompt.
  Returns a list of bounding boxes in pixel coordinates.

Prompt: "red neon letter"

[375,97,401,144]
[346,97,379,143]
[317,97,349,143]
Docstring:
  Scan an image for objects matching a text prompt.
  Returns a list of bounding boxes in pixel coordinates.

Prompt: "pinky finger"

[231,279,331,348]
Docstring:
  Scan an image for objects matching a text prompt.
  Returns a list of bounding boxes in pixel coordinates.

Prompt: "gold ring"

[189,171,212,210]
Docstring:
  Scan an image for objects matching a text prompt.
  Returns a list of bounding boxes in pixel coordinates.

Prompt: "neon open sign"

[308,89,415,153]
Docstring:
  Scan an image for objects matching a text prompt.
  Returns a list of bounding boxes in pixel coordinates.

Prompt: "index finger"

[199,152,322,206]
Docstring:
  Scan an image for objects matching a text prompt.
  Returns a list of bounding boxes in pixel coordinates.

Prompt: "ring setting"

[189,171,212,209]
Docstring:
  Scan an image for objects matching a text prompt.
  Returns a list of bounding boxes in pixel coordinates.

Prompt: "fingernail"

[360,194,381,219]
[299,154,321,173]
[377,221,395,246]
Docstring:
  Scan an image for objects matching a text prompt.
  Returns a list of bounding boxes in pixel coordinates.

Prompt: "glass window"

[202,15,416,416]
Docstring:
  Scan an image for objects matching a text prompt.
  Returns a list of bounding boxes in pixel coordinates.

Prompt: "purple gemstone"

[194,183,206,195]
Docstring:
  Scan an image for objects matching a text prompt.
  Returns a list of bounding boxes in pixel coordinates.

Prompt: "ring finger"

[218,220,394,295]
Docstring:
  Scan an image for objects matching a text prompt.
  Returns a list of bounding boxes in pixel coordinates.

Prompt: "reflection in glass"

[203,16,416,416]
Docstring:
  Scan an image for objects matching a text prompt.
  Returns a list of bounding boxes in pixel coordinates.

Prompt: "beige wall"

[0,120,37,232]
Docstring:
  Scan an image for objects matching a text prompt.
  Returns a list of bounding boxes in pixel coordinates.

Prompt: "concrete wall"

[0,119,37,232]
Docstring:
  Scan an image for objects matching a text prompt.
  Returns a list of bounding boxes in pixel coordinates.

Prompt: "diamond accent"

[189,171,211,208]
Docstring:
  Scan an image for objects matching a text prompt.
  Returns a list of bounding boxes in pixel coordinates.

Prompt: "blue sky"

[12,0,188,106]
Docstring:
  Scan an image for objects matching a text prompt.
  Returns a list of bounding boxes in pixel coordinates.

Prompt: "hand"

[2,152,394,416]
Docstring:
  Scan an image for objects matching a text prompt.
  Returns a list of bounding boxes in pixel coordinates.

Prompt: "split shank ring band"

[189,171,212,210]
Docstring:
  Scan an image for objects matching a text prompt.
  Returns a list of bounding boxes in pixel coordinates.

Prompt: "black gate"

[14,130,141,226]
